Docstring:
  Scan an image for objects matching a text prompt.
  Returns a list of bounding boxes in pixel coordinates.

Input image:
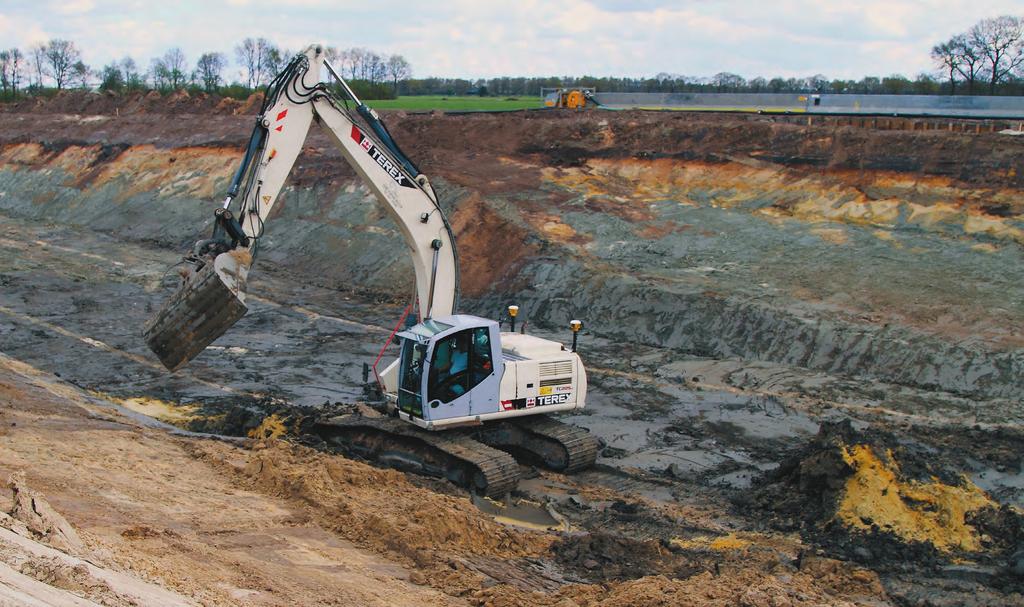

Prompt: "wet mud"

[1,97,1023,605]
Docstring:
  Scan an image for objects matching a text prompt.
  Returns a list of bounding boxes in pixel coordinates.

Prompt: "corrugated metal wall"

[591,92,1024,118]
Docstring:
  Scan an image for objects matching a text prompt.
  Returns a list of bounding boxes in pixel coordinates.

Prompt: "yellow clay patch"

[96,392,200,424]
[835,444,995,552]
[671,532,761,552]
[810,226,849,245]
[248,413,288,440]
[964,213,1024,244]
[540,220,577,241]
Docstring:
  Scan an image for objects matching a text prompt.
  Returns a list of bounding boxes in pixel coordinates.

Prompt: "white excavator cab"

[393,314,588,430]
[396,315,503,426]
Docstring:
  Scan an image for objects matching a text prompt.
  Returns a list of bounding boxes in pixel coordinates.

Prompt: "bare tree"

[150,58,168,90]
[29,44,47,88]
[931,38,963,94]
[347,47,368,80]
[338,48,356,80]
[0,51,12,96]
[944,34,984,94]
[235,37,275,89]
[261,44,289,78]
[804,74,829,92]
[151,48,188,91]
[385,54,411,93]
[969,15,1024,94]
[195,52,226,92]
[120,57,144,91]
[165,47,188,89]
[324,46,342,65]
[10,48,24,95]
[43,39,81,90]
[236,38,258,88]
[365,52,386,83]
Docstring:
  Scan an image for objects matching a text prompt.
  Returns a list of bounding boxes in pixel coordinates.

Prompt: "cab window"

[470,327,493,385]
[428,328,493,403]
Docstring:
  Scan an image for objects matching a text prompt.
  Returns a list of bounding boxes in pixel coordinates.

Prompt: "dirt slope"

[0,354,466,606]
[0,353,904,606]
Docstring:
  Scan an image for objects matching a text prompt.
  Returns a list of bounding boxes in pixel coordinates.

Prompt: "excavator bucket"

[143,250,251,371]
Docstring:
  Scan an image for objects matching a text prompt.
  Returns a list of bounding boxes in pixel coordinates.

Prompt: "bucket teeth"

[144,253,249,371]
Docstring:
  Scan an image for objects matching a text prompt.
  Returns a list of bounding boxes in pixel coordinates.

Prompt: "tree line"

[1,14,1021,101]
[0,38,411,101]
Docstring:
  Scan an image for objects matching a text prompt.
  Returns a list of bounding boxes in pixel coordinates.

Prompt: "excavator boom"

[144,45,458,371]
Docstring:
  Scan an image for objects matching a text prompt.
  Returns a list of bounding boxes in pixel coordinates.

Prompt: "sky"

[1,0,1021,81]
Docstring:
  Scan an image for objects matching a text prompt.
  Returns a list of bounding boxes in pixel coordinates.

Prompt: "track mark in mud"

[0,233,393,339]
[0,305,242,395]
[246,295,390,335]
[594,358,1019,432]
[0,237,130,268]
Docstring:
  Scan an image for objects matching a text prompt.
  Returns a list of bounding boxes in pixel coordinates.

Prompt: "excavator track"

[474,415,599,474]
[312,414,520,498]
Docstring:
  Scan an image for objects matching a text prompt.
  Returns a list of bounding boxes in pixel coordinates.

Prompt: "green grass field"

[369,95,541,112]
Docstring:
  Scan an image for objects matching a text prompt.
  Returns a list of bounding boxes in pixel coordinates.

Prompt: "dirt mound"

[190,439,552,566]
[552,532,702,581]
[746,421,1024,572]
[476,564,886,607]
[0,89,263,116]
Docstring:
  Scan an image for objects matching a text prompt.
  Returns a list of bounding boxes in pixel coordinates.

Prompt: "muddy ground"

[0,91,1023,605]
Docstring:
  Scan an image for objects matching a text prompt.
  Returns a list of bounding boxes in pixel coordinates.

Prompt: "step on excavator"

[143,45,598,496]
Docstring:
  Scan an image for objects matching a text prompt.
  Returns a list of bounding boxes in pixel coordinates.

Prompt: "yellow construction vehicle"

[543,88,599,109]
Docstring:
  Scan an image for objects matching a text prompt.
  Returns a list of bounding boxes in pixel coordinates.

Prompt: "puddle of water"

[970,463,1024,509]
[100,393,200,423]
[472,494,568,532]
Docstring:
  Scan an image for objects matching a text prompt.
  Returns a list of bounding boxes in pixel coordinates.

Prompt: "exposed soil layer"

[0,89,265,117]
[1,95,1023,605]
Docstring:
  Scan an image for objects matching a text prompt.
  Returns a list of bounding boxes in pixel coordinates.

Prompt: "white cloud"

[1,0,1021,80]
[51,0,95,15]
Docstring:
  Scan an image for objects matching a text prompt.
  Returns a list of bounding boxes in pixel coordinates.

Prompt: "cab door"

[425,326,501,421]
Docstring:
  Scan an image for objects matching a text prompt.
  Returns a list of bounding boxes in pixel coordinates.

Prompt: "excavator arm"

[144,45,459,371]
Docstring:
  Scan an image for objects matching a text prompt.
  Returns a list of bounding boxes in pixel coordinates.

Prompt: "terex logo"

[350,126,414,189]
[537,393,572,406]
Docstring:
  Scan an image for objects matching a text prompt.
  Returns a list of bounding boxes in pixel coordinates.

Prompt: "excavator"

[143,45,598,496]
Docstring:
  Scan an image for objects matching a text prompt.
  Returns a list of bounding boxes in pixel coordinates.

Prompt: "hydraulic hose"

[227,126,267,199]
